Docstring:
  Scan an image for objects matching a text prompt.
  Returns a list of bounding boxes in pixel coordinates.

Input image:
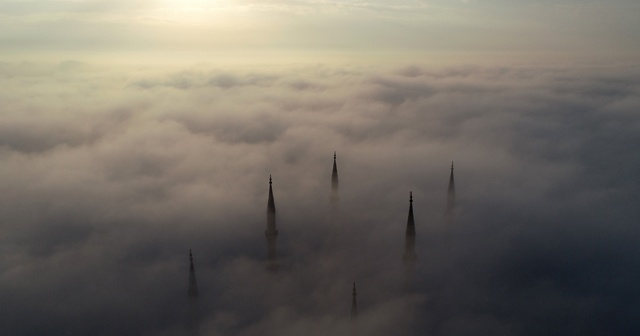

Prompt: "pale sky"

[1,0,639,63]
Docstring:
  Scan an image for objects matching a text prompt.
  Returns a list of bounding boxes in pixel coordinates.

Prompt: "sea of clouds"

[0,60,639,335]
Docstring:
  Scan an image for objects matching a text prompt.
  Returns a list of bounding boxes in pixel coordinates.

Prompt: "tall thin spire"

[403,192,417,263]
[265,175,278,271]
[332,151,339,190]
[268,174,275,212]
[188,249,198,298]
[448,162,455,195]
[330,152,340,223]
[403,192,417,290]
[351,282,358,320]
[445,162,455,224]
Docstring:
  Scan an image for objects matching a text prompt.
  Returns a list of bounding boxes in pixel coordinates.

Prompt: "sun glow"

[149,1,237,26]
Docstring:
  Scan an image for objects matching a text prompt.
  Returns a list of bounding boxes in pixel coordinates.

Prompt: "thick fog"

[0,61,639,335]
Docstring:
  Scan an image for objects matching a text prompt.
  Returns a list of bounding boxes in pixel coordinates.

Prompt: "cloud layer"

[0,60,639,335]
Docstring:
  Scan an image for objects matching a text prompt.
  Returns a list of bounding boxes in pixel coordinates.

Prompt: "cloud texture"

[0,60,639,335]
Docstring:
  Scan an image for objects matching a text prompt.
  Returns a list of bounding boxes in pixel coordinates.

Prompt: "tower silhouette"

[445,162,455,225]
[186,249,200,333]
[332,151,339,191]
[403,192,417,289]
[265,175,279,271]
[349,282,359,336]
[330,151,340,229]
[331,151,339,205]
[188,249,198,298]
[351,282,358,320]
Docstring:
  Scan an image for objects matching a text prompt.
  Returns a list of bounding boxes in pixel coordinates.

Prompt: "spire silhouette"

[445,162,455,224]
[403,192,418,290]
[351,282,358,320]
[332,151,339,190]
[403,192,417,263]
[265,175,279,271]
[188,249,198,298]
[330,151,340,224]
[268,174,275,211]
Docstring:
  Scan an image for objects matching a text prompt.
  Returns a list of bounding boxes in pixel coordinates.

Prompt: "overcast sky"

[1,0,640,61]
[1,1,640,336]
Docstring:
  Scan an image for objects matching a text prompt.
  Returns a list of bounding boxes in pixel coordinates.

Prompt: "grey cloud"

[132,70,281,90]
[288,79,324,91]
[0,108,132,153]
[168,112,288,144]
[0,61,639,336]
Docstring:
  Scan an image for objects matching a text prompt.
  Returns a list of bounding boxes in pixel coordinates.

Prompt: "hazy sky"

[1,1,640,336]
[1,0,640,61]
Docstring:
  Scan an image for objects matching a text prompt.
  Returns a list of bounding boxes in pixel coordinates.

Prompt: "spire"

[449,162,455,194]
[188,249,198,298]
[403,192,417,263]
[266,175,278,271]
[330,152,340,228]
[189,249,194,268]
[351,282,358,320]
[268,174,276,213]
[446,161,455,222]
[332,151,339,190]
[406,191,415,236]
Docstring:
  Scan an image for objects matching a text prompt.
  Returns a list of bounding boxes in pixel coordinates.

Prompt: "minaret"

[331,151,339,204]
[445,162,455,224]
[403,192,417,290]
[351,282,358,320]
[403,192,417,263]
[265,175,279,271]
[188,249,198,298]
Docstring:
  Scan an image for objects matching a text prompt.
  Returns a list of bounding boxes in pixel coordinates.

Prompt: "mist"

[0,60,639,335]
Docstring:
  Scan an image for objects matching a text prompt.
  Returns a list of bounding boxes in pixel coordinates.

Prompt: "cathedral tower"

[265,175,279,271]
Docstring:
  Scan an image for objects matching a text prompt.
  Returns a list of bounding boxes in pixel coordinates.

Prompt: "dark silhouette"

[332,151,339,191]
[330,152,340,229]
[265,175,279,272]
[403,192,417,289]
[188,249,198,298]
[351,282,358,320]
[186,249,200,334]
[349,282,359,336]
[445,162,455,225]
[331,151,339,207]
